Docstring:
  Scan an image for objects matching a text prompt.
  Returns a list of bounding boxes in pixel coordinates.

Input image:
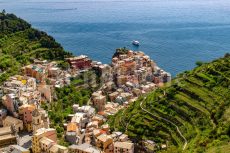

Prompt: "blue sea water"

[1,0,230,76]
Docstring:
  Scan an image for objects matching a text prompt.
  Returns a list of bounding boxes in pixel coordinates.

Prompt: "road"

[140,98,188,150]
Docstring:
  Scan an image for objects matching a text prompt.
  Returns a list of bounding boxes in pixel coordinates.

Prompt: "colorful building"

[2,94,19,117]
[32,128,57,153]
[96,134,113,153]
[22,64,47,83]
[114,141,134,153]
[69,143,100,153]
[0,126,17,148]
[66,55,92,70]
[18,104,36,132]
[3,116,23,132]
[49,144,68,153]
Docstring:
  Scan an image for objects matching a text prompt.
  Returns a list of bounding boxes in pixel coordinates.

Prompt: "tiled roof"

[114,141,134,150]
[67,123,77,132]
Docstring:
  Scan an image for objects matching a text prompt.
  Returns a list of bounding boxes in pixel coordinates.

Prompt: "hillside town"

[0,50,171,153]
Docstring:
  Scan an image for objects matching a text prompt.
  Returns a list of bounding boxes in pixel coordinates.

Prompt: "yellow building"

[96,134,113,153]
[49,144,68,153]
[40,137,55,152]
[32,128,57,153]
[32,109,42,133]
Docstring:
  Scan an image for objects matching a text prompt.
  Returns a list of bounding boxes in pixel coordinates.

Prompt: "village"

[0,49,171,153]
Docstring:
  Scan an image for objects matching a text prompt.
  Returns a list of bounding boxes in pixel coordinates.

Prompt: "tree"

[224,53,230,58]
[2,9,6,15]
[196,61,204,67]
[58,61,70,70]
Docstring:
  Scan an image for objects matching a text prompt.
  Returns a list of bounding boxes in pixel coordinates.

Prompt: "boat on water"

[132,40,140,46]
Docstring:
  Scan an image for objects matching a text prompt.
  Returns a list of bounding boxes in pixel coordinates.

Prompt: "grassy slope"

[0,12,71,84]
[108,55,230,153]
[0,12,100,146]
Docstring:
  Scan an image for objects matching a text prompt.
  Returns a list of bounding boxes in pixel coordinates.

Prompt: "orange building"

[96,134,114,153]
[22,65,47,83]
[18,104,36,132]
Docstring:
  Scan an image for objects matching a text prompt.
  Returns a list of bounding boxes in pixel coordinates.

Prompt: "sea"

[1,0,230,76]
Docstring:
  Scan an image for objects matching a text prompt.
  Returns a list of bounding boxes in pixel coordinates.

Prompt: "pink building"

[2,94,19,117]
[18,104,36,132]
[93,95,106,112]
[37,85,53,102]
[19,104,35,123]
[0,109,7,126]
[22,65,47,83]
[66,55,92,70]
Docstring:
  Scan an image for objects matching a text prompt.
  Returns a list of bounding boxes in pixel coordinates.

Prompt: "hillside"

[0,11,72,84]
[108,54,230,153]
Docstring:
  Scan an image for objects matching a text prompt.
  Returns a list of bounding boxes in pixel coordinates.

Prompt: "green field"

[0,11,71,84]
[108,54,230,152]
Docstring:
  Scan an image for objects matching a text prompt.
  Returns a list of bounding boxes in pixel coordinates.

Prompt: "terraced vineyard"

[108,54,230,153]
[0,11,71,84]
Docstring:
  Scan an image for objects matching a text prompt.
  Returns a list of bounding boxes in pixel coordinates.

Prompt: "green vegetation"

[41,78,92,146]
[0,11,72,84]
[108,54,230,152]
[112,47,129,58]
[42,69,100,146]
[2,10,230,152]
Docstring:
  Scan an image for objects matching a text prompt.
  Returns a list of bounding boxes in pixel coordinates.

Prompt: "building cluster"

[0,59,75,152]
[0,50,171,152]
[61,103,135,153]
[66,55,92,70]
[1,75,40,117]
[1,144,30,153]
[32,128,68,153]
[90,50,171,116]
[0,126,18,148]
[22,59,73,88]
[111,50,171,87]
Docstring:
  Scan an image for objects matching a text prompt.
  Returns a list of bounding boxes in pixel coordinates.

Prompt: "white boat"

[132,40,140,46]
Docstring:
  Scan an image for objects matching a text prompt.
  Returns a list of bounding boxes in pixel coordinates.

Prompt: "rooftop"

[66,55,89,61]
[69,143,100,153]
[0,126,13,136]
[67,123,77,132]
[0,134,16,141]
[10,145,29,152]
[49,144,68,152]
[35,128,56,136]
[114,141,134,150]
[97,134,112,142]
[3,116,23,125]
[40,137,54,146]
